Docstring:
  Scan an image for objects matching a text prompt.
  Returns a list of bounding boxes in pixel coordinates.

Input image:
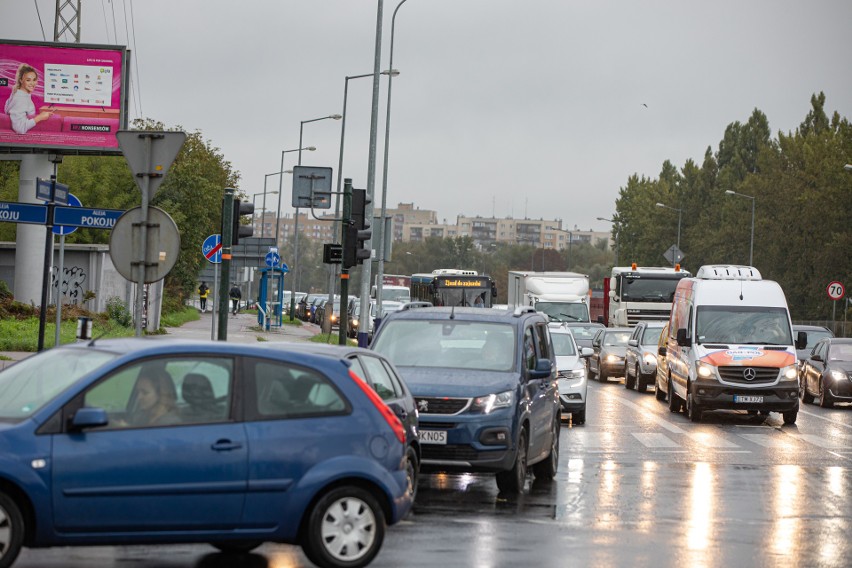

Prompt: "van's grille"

[718,366,779,385]
[415,397,470,415]
[626,310,671,326]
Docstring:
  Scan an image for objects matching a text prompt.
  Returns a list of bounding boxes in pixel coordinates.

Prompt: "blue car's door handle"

[211,439,243,452]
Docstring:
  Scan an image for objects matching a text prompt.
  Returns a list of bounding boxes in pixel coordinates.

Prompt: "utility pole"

[54,0,82,42]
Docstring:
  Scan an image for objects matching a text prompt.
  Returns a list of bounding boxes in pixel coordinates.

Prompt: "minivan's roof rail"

[513,306,537,317]
[696,265,762,281]
[400,301,433,311]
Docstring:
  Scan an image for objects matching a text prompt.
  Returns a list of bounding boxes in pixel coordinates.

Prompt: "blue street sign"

[265,251,281,268]
[279,262,289,274]
[0,201,48,225]
[202,234,222,264]
[52,194,82,235]
[53,203,124,233]
[36,178,69,205]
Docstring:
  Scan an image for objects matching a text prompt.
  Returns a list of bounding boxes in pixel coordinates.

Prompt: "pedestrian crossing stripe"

[564,431,850,452]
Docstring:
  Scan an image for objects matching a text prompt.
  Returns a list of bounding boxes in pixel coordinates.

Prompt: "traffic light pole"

[218,188,235,341]
[338,179,353,345]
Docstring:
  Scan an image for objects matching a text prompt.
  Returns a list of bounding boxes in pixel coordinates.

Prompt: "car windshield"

[641,327,664,346]
[696,306,792,345]
[372,320,517,372]
[604,331,631,346]
[535,301,589,322]
[0,348,118,422]
[551,333,577,357]
[567,325,603,340]
[620,275,682,302]
[829,344,852,362]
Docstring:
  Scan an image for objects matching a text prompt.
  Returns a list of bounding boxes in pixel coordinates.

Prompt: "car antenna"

[88,326,112,347]
[450,305,455,320]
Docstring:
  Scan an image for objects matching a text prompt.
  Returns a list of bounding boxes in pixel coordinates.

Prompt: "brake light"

[348,370,405,444]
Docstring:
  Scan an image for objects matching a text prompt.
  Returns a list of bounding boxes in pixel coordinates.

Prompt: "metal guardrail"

[793,320,850,338]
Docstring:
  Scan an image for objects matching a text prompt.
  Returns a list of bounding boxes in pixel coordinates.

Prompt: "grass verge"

[0,318,135,351]
[310,333,357,346]
[160,306,201,327]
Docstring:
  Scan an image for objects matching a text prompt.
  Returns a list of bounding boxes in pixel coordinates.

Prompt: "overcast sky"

[3,0,851,233]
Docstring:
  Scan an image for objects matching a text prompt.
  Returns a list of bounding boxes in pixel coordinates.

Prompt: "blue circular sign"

[265,251,281,268]
[280,263,289,273]
[202,234,222,264]
[52,193,81,235]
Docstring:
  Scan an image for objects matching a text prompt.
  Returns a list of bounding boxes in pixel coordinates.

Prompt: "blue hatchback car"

[0,338,411,568]
[371,305,560,494]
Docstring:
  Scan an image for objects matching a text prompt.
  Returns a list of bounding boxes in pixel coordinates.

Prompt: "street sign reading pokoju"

[0,202,48,225]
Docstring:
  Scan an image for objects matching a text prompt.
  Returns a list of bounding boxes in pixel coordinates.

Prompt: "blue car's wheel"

[303,486,385,568]
[0,492,24,568]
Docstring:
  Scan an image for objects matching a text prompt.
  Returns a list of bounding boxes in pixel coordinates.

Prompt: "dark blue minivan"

[371,305,560,493]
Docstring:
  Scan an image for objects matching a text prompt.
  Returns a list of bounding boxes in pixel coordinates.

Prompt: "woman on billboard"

[4,63,53,134]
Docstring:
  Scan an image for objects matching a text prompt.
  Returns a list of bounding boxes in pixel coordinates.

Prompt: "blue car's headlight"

[472,391,513,414]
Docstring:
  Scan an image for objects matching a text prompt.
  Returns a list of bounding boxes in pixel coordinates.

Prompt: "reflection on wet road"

[13,379,852,568]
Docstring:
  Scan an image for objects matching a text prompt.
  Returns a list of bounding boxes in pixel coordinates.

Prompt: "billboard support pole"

[53,233,66,347]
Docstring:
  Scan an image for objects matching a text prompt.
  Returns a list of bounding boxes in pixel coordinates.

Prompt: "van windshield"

[696,306,792,345]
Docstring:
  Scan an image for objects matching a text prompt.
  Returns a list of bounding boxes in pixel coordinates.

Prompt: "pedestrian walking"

[229,283,242,315]
[198,282,209,312]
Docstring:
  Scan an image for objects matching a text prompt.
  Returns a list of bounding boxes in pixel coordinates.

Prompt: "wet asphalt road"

[13,375,852,568]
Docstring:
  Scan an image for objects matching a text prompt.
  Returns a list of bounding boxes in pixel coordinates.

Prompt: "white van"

[662,265,804,424]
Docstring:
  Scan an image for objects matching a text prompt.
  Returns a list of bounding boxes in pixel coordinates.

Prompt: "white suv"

[550,324,593,424]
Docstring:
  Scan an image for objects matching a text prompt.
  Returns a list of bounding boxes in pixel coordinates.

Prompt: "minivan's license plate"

[420,430,447,445]
[734,395,764,404]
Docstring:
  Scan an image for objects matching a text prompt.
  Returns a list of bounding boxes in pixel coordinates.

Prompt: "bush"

[105,296,133,327]
[0,279,12,301]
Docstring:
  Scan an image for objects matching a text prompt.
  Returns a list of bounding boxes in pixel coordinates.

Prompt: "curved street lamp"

[596,216,619,266]
[724,190,756,266]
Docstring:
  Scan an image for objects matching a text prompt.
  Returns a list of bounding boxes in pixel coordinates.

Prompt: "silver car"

[550,324,593,424]
[589,327,632,382]
[624,321,667,392]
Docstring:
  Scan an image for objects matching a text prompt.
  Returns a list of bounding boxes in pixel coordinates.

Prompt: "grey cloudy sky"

[3,1,851,233]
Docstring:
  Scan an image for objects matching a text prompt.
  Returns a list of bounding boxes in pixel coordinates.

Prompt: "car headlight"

[830,370,848,382]
[696,361,716,379]
[352,318,359,327]
[564,368,585,380]
[472,391,513,414]
[606,354,621,363]
[643,353,657,365]
[780,365,798,381]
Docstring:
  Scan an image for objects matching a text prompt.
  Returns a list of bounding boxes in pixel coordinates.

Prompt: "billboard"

[0,39,129,155]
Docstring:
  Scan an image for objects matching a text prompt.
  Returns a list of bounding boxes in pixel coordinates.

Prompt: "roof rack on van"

[513,306,537,317]
[400,301,433,311]
[696,265,762,281]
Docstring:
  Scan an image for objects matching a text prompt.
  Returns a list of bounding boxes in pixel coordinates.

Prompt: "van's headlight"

[643,353,657,365]
[472,391,513,414]
[780,365,798,381]
[351,318,359,327]
[696,361,716,379]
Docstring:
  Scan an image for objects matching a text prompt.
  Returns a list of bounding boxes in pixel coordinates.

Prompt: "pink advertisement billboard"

[0,40,129,154]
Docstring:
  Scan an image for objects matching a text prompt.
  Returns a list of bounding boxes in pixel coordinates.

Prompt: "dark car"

[371,305,560,494]
[292,343,421,498]
[589,327,632,382]
[563,322,606,351]
[0,338,412,568]
[296,293,322,320]
[800,337,852,408]
[625,321,667,392]
[793,324,834,372]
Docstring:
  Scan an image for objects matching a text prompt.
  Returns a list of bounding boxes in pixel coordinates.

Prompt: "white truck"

[508,271,590,323]
[605,265,691,327]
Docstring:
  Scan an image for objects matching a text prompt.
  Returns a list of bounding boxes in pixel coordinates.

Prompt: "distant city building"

[259,202,611,250]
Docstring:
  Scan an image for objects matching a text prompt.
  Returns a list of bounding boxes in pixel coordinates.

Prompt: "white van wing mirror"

[676,328,692,347]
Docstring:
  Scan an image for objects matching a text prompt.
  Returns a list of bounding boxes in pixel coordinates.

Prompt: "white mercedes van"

[662,265,804,424]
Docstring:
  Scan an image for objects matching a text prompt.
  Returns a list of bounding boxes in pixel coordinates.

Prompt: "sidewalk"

[0,309,319,370]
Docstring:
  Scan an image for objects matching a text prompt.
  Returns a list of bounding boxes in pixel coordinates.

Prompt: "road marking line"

[798,408,852,430]
[633,432,679,448]
[790,434,845,449]
[738,433,796,449]
[688,432,740,448]
[606,390,688,434]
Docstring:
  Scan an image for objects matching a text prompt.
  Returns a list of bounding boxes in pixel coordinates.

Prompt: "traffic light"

[343,188,372,268]
[232,199,255,245]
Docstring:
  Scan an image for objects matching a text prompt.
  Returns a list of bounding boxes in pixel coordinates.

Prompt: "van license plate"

[734,395,764,404]
[420,430,447,445]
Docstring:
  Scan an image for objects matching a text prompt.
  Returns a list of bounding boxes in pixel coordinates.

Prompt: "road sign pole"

[54,233,66,348]
[37,195,55,352]
[212,262,219,341]
[134,136,152,337]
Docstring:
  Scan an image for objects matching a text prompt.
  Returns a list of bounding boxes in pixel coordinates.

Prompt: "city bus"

[410,269,498,308]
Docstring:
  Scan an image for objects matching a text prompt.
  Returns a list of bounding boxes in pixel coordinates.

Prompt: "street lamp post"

[724,190,756,266]
[326,69,399,330]
[596,216,619,266]
[357,0,386,347]
[288,115,341,321]
[252,189,278,237]
[655,202,682,267]
[375,0,410,316]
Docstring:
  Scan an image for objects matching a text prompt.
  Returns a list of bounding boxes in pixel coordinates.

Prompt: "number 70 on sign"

[827,281,845,301]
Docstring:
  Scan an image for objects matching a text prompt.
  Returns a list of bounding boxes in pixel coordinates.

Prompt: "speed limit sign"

[827,281,845,301]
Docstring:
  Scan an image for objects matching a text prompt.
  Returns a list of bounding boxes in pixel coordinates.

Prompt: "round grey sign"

[109,206,181,283]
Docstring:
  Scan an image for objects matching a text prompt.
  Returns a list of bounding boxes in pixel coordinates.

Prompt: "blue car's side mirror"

[71,407,109,430]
